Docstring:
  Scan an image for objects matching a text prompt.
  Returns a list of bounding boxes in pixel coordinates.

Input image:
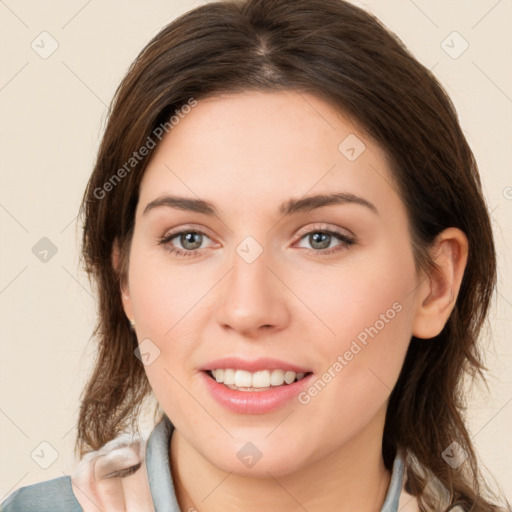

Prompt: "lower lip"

[201,371,313,414]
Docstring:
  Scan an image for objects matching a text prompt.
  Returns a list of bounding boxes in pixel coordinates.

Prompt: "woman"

[2,0,509,510]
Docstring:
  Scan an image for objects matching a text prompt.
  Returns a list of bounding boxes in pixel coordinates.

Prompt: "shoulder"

[398,489,477,512]
[0,475,82,512]
[0,425,160,512]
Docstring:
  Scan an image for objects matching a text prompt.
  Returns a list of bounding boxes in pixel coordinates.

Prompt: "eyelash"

[157,225,355,259]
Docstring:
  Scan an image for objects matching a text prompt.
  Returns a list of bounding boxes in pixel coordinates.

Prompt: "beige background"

[1,0,511,503]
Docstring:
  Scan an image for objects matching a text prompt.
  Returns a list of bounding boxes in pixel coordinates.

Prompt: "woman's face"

[120,90,422,476]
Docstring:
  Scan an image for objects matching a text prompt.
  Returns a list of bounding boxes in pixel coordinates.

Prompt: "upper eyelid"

[162,224,215,239]
[294,222,354,238]
[163,222,352,237]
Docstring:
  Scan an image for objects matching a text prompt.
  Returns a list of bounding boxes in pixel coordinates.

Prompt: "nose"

[214,246,290,337]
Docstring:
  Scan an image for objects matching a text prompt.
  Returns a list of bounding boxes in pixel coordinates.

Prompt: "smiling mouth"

[205,369,313,392]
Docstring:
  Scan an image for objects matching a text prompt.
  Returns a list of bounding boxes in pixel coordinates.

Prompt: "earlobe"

[112,238,133,319]
[112,238,121,273]
[412,228,468,339]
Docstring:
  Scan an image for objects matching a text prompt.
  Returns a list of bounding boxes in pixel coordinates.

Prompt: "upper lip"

[200,357,311,373]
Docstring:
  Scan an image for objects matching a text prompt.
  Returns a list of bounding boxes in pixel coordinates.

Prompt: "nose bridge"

[215,238,289,334]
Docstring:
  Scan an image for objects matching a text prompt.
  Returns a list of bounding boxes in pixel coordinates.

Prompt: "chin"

[204,440,308,478]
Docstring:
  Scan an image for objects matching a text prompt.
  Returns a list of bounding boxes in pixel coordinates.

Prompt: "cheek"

[291,264,415,451]
[295,244,415,347]
[127,239,213,339]
[294,242,416,396]
[126,243,209,399]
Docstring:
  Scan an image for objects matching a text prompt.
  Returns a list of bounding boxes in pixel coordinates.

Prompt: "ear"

[412,227,469,339]
[112,238,134,322]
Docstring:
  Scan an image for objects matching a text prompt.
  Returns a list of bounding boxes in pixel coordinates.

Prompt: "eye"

[158,228,215,258]
[158,225,355,259]
[295,226,355,256]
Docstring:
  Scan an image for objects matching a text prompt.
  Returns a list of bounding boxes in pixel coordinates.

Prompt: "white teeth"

[223,368,235,385]
[209,368,308,388]
[234,370,252,387]
[284,371,296,384]
[252,370,270,388]
[270,369,285,386]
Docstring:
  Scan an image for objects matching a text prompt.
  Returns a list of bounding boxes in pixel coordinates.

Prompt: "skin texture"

[115,90,468,511]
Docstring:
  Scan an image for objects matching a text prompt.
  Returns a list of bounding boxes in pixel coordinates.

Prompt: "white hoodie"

[1,414,465,512]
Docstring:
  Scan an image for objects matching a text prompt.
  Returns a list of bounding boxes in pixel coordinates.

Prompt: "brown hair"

[77,0,508,510]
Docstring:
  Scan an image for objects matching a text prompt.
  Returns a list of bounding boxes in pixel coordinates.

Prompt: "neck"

[169,410,392,511]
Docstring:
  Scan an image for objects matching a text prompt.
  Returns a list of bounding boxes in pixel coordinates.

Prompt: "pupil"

[181,232,202,250]
[311,232,330,249]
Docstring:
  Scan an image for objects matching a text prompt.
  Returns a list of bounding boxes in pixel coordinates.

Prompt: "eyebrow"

[142,192,378,217]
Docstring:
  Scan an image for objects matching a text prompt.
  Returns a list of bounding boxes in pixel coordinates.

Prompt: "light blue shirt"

[1,414,406,511]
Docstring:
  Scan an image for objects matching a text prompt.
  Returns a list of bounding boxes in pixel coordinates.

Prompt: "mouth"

[204,368,313,392]
[199,357,314,413]
[201,367,314,414]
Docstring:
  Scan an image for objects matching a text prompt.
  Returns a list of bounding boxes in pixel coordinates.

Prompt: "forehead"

[138,90,401,219]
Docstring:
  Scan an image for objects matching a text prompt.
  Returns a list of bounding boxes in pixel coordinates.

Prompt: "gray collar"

[145,414,405,512]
